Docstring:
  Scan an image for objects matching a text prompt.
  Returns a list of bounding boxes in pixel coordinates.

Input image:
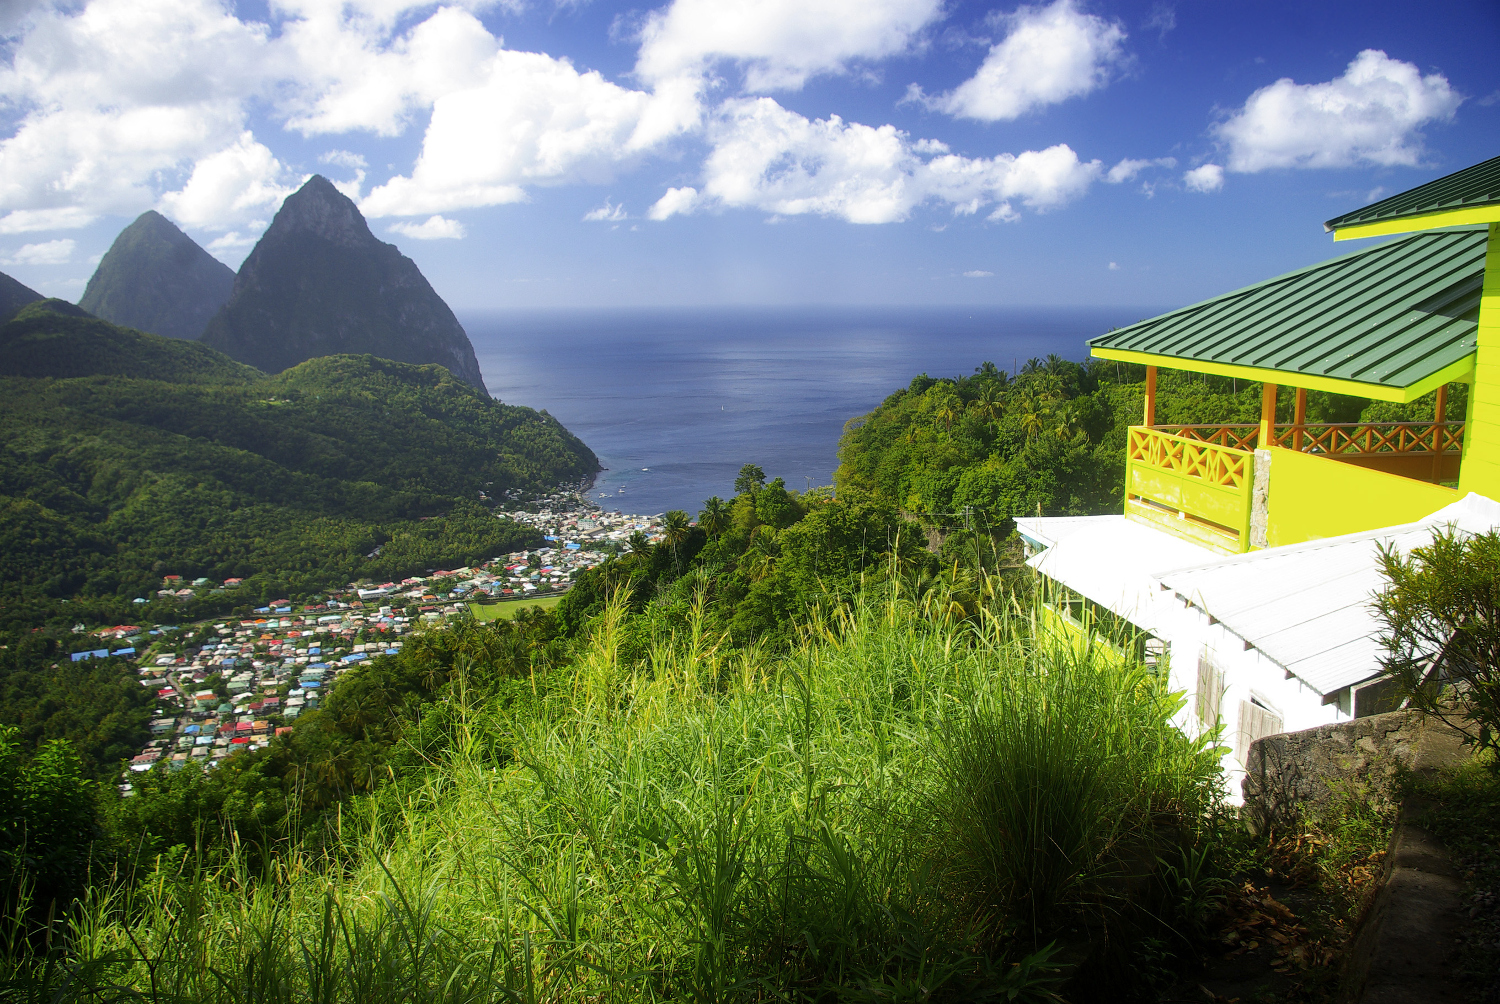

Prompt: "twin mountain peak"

[69,175,487,394]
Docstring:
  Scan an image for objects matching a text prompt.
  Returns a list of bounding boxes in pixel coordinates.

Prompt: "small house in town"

[1019,155,1500,793]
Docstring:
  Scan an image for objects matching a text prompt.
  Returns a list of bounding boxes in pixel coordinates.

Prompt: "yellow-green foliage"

[28,589,1222,1002]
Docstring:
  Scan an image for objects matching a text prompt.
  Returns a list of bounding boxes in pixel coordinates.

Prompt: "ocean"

[462,306,1155,516]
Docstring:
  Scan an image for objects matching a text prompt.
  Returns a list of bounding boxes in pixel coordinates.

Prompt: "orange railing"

[1154,421,1464,458]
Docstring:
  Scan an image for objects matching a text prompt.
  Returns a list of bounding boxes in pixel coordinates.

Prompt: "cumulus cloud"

[635,0,943,92]
[360,49,691,217]
[388,214,467,239]
[1183,163,1223,192]
[157,134,299,229]
[0,0,274,222]
[652,97,1102,224]
[963,270,993,277]
[1216,50,1461,172]
[648,187,700,220]
[917,0,1127,121]
[3,238,75,265]
[1105,156,1175,183]
[583,200,628,222]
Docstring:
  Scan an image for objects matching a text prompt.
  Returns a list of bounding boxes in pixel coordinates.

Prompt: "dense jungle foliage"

[0,304,598,636]
[835,354,1464,528]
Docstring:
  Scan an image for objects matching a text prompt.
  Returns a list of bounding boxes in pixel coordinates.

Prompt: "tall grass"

[2,587,1222,1002]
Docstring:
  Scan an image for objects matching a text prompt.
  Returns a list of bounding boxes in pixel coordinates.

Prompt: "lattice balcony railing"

[1152,421,1464,457]
[1127,427,1253,488]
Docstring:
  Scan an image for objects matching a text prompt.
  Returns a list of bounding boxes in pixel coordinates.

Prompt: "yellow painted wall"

[1458,224,1500,501]
[1265,446,1457,547]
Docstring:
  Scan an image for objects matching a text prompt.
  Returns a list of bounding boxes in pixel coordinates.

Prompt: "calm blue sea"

[462,306,1157,516]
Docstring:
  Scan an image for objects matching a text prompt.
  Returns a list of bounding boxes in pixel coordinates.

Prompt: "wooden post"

[1434,383,1448,482]
[1259,383,1278,449]
[1143,365,1157,427]
[1293,388,1307,452]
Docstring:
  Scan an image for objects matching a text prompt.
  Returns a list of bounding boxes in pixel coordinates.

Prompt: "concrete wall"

[1241,709,1470,833]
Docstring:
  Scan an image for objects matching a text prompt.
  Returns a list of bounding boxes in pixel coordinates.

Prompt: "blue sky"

[0,0,1495,310]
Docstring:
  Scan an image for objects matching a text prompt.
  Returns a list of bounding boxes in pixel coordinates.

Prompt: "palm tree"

[662,509,691,575]
[626,530,652,555]
[743,528,780,581]
[935,393,963,434]
[698,496,730,537]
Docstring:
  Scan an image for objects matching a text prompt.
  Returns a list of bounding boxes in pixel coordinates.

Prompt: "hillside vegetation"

[0,304,598,634]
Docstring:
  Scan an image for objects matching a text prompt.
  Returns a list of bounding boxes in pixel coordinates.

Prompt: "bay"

[462,306,1158,516]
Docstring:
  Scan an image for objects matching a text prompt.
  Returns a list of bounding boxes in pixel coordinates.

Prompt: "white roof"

[1157,493,1500,695]
[1019,515,1218,633]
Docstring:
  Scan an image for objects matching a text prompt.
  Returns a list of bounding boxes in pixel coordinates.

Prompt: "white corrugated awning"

[1156,493,1500,695]
[1018,515,1218,634]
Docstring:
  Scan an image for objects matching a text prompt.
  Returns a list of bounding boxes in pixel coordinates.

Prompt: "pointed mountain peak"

[200,177,488,394]
[80,211,235,340]
[269,175,374,249]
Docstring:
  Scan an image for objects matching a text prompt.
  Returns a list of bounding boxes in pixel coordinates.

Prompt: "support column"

[1143,365,1157,427]
[1434,383,1448,483]
[1258,383,1278,449]
[1293,388,1307,452]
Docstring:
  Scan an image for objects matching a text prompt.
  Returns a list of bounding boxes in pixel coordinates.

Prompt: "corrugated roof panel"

[1325,155,1500,231]
[1089,230,1486,390]
[1156,494,1500,694]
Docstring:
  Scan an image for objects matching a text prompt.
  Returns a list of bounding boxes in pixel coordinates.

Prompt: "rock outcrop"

[79,211,235,340]
[200,176,487,393]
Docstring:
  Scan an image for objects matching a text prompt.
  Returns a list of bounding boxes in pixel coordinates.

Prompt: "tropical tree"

[698,496,730,537]
[935,393,964,434]
[626,530,652,555]
[662,510,692,576]
[734,464,767,496]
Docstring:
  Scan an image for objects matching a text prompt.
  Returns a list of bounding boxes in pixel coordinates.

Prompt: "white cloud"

[1105,156,1175,183]
[635,0,943,92]
[388,214,467,239]
[361,49,689,217]
[583,200,628,222]
[206,231,258,253]
[278,6,500,138]
[1107,261,1119,270]
[648,187,700,220]
[157,133,299,229]
[963,270,993,278]
[1216,50,1461,173]
[320,150,367,169]
[0,207,96,233]
[919,0,1127,121]
[3,238,75,265]
[660,97,1101,224]
[1183,163,1223,192]
[0,0,274,222]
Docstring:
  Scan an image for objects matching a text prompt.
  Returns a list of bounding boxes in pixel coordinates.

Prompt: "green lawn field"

[468,594,563,621]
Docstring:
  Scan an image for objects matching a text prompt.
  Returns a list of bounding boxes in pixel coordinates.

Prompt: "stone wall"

[1241,709,1469,833]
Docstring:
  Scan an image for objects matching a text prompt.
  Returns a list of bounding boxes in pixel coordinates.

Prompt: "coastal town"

[87,493,667,787]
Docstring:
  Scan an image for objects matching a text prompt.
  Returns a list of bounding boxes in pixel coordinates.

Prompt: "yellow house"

[1018,156,1500,794]
[1087,155,1499,553]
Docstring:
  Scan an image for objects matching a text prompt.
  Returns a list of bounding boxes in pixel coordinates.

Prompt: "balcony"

[1125,420,1464,553]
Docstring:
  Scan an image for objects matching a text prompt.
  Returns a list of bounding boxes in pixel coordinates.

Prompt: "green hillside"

[0,307,598,633]
[0,270,43,324]
[0,301,261,383]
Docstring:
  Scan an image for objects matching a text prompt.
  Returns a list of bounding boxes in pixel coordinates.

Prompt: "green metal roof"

[1324,155,1500,231]
[1089,229,1484,390]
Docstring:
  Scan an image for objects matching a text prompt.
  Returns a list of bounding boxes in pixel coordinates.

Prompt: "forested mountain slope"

[0,304,598,633]
[78,210,235,340]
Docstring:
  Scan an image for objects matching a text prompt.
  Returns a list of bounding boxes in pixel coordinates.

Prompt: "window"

[1196,649,1225,726]
[1235,696,1284,762]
